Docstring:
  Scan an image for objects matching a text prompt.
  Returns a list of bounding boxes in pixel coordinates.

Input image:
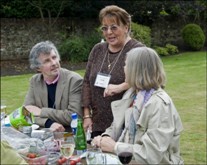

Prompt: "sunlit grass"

[162,51,206,164]
[1,51,206,164]
[0,70,86,112]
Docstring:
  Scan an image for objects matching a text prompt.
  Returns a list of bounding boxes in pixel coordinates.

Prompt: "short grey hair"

[29,41,60,70]
[125,47,166,90]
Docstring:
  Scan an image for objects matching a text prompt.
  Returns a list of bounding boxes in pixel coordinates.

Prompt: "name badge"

[94,72,111,88]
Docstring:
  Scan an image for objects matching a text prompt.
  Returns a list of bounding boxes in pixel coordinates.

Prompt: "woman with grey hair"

[24,41,83,132]
[92,47,184,164]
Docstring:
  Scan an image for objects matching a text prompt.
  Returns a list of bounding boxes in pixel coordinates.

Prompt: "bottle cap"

[71,113,78,120]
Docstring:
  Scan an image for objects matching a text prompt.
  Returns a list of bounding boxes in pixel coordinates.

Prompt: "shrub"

[58,30,101,63]
[165,44,179,55]
[181,24,205,51]
[58,34,87,62]
[154,43,179,56]
[154,46,169,56]
[131,22,151,47]
[83,30,102,58]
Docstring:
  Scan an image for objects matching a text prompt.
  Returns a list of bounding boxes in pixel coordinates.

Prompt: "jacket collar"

[36,68,66,108]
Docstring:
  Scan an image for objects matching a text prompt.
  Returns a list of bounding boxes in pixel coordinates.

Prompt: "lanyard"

[98,43,127,74]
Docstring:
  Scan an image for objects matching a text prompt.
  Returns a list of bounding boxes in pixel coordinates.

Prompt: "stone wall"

[0,18,98,61]
[0,17,205,61]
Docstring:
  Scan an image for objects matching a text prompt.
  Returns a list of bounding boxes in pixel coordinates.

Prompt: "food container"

[53,132,74,141]
[19,126,32,136]
[9,106,34,129]
[21,152,48,165]
[44,138,59,152]
[47,152,61,165]
[70,155,81,165]
[31,129,53,140]
[53,132,75,152]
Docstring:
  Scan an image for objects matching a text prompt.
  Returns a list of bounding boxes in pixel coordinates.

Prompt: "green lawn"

[1,51,206,164]
[162,51,206,164]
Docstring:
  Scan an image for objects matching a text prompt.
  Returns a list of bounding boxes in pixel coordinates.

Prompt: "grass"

[1,51,206,164]
[0,70,85,112]
[162,51,206,164]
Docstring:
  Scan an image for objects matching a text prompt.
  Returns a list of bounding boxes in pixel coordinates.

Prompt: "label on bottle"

[72,127,77,136]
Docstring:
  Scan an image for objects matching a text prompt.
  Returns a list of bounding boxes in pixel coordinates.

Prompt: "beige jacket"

[103,88,184,164]
[1,140,28,164]
[24,68,83,127]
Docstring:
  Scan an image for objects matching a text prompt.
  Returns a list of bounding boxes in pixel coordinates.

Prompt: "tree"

[129,0,206,26]
[0,0,38,18]
[26,0,70,36]
[1,0,206,27]
[169,0,207,25]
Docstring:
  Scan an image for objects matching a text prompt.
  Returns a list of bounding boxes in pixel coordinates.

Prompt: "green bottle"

[75,118,87,155]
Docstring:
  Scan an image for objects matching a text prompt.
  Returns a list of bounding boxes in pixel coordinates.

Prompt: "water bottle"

[3,116,11,127]
[75,119,87,156]
[70,113,78,136]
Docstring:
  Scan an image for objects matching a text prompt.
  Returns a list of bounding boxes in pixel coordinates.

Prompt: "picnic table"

[1,126,137,164]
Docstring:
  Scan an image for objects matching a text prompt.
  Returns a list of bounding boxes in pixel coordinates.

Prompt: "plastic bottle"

[70,113,78,136]
[3,116,11,127]
[75,119,87,156]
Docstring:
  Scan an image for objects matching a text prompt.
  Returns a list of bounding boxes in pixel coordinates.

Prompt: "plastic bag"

[1,126,45,154]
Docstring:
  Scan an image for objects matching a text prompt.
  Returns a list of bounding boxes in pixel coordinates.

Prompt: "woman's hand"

[91,135,102,147]
[104,84,118,97]
[83,117,92,132]
[92,136,116,153]
[100,136,116,153]
[83,107,93,132]
[104,82,129,97]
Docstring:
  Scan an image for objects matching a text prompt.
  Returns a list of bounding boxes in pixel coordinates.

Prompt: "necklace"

[98,39,130,74]
[107,52,118,70]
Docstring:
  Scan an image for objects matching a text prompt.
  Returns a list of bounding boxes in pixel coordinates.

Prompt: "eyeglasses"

[100,25,119,32]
